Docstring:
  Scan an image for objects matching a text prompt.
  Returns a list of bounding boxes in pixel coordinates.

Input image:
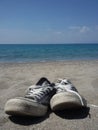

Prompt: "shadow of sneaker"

[9,109,51,125]
[54,107,90,120]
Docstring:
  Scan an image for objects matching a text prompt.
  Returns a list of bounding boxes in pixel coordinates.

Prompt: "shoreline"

[0,59,98,64]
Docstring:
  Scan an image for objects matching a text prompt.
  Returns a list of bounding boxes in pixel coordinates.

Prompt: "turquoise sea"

[0,44,98,63]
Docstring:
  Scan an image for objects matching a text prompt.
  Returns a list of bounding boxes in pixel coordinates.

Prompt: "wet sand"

[0,60,98,130]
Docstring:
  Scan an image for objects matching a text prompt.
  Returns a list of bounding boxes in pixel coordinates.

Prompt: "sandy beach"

[0,60,98,130]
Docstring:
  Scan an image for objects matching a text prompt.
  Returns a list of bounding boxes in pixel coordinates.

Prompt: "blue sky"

[0,0,98,44]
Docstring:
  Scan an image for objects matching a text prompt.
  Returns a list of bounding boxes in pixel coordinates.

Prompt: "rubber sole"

[4,97,48,116]
[50,92,85,111]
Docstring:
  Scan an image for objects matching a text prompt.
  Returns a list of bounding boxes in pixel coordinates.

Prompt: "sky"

[0,0,98,44]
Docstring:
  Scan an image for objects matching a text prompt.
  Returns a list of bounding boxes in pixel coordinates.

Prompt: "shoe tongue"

[61,79,69,85]
[42,81,49,87]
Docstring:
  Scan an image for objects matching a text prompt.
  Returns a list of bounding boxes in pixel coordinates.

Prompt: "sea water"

[0,44,98,63]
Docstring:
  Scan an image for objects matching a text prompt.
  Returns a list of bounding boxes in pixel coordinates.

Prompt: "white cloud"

[69,25,90,33]
[47,28,62,35]
[69,26,80,30]
[79,26,90,33]
[0,26,98,44]
[54,31,62,35]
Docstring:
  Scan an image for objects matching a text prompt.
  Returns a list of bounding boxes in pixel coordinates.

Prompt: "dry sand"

[0,60,98,130]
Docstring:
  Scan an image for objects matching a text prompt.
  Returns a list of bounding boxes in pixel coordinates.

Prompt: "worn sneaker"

[50,79,87,111]
[4,77,55,116]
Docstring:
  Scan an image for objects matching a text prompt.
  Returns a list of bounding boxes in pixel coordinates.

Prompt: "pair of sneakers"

[4,77,87,117]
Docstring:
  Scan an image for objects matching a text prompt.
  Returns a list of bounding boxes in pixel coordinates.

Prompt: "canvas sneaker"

[4,77,55,116]
[50,78,87,111]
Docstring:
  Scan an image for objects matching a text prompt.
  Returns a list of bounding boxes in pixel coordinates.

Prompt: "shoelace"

[56,79,84,106]
[25,85,53,101]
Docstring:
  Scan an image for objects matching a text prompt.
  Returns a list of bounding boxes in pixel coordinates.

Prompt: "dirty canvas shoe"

[50,79,87,111]
[5,77,55,116]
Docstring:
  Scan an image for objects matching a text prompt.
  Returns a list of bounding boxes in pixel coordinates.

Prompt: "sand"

[0,60,98,130]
